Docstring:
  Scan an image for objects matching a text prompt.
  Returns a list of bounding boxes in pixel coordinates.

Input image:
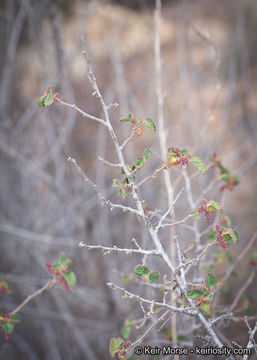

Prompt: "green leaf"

[143,149,152,160]
[187,289,204,299]
[209,200,221,210]
[1,322,14,334]
[37,96,46,108]
[206,273,217,289]
[109,338,117,357]
[43,86,54,106]
[132,175,136,182]
[217,162,230,174]
[120,114,132,122]
[127,317,135,325]
[208,231,217,240]
[123,275,129,285]
[59,252,71,266]
[223,233,231,241]
[228,228,239,243]
[64,271,76,288]
[113,179,120,187]
[225,251,232,264]
[168,147,178,157]
[200,303,211,315]
[219,173,230,183]
[135,157,144,168]
[121,326,131,339]
[161,284,166,292]
[143,118,156,132]
[10,314,20,323]
[180,149,191,156]
[149,272,160,283]
[190,156,206,174]
[134,265,149,276]
[52,263,61,270]
[251,252,257,261]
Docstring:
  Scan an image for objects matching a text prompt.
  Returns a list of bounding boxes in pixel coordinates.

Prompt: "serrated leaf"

[134,265,149,276]
[228,228,238,243]
[113,179,120,187]
[190,156,206,174]
[121,326,131,339]
[206,273,217,289]
[209,200,221,210]
[1,322,14,334]
[222,233,231,241]
[109,338,118,357]
[187,289,204,299]
[59,252,71,266]
[149,272,160,283]
[143,118,156,132]
[208,231,217,240]
[143,149,152,160]
[120,114,132,122]
[135,157,144,168]
[10,314,20,323]
[43,86,54,106]
[64,271,76,288]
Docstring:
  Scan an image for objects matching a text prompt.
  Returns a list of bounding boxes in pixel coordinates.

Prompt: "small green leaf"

[59,252,71,266]
[190,156,206,174]
[123,275,129,285]
[222,232,231,241]
[219,173,230,183]
[208,231,217,240]
[109,338,117,357]
[225,251,232,264]
[251,252,257,261]
[143,149,152,160]
[52,263,61,270]
[10,314,20,323]
[149,272,160,283]
[37,96,46,108]
[132,175,136,182]
[134,265,149,276]
[143,118,156,132]
[200,303,211,315]
[168,147,178,157]
[120,114,132,122]
[1,322,14,334]
[206,273,217,289]
[180,149,191,156]
[228,228,239,243]
[64,271,76,288]
[127,317,135,325]
[113,179,120,187]
[161,284,166,292]
[209,200,221,210]
[121,326,131,339]
[43,87,54,106]
[135,157,144,168]
[187,289,204,299]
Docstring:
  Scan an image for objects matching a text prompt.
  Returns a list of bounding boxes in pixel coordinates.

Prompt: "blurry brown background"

[0,0,257,359]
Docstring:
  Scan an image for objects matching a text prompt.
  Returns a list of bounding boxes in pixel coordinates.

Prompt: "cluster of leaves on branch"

[120,113,156,136]
[0,253,76,341]
[37,86,59,108]
[46,252,77,290]
[165,147,206,174]
[210,152,240,191]
[36,86,255,360]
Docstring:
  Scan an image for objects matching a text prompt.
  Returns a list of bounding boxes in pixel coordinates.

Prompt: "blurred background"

[0,0,257,359]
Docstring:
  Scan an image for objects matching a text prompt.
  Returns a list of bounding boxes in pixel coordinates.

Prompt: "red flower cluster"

[215,225,226,249]
[198,199,211,221]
